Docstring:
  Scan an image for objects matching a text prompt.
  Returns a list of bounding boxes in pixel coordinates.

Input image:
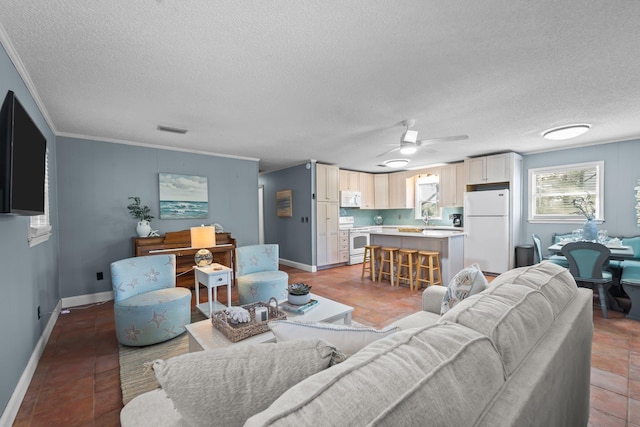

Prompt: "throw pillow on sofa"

[153,339,338,427]
[269,320,400,357]
[441,263,488,315]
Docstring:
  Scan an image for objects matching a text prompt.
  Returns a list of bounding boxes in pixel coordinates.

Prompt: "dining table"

[547,242,635,260]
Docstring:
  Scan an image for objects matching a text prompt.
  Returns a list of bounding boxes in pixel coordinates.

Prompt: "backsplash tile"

[341,207,463,227]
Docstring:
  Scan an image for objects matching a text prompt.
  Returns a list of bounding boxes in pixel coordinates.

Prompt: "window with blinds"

[528,161,604,223]
[29,149,52,246]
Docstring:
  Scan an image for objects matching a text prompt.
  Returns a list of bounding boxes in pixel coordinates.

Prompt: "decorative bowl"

[288,293,311,305]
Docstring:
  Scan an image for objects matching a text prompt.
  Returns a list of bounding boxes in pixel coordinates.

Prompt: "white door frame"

[258,185,264,244]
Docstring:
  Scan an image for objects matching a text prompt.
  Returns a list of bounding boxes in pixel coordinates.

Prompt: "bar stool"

[396,249,418,290]
[361,245,381,281]
[378,247,399,284]
[415,250,442,289]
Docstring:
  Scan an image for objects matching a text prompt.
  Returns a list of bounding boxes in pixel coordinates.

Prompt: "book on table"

[280,299,319,314]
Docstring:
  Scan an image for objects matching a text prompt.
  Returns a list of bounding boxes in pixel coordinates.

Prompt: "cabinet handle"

[217,277,223,282]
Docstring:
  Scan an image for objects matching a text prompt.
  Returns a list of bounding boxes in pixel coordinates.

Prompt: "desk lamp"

[190,225,216,267]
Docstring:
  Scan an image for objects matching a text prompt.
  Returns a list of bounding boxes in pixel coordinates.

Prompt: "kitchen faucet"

[423,215,429,226]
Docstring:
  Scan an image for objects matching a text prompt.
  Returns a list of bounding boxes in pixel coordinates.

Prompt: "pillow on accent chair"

[269,320,400,357]
[441,263,489,315]
[153,339,338,427]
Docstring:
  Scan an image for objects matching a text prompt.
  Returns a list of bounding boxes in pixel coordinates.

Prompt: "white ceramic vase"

[136,220,151,237]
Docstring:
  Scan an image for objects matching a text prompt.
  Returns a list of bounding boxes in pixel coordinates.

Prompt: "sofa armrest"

[422,286,446,314]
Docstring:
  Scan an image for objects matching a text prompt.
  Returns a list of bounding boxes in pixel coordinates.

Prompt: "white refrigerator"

[463,189,510,274]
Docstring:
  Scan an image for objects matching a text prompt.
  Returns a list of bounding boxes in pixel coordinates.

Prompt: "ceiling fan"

[376,119,469,158]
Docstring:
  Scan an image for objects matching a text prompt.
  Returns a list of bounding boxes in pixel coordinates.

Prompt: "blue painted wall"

[56,136,260,298]
[523,139,640,256]
[259,162,314,266]
[0,44,59,415]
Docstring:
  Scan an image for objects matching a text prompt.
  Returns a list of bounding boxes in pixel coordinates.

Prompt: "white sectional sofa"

[121,262,593,426]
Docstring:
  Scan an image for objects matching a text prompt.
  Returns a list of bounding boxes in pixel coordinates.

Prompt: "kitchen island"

[369,229,464,285]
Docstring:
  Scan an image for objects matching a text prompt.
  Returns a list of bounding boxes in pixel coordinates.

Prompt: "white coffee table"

[185,293,354,352]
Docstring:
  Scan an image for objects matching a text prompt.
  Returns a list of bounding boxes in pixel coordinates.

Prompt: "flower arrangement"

[127,196,154,222]
[572,194,595,220]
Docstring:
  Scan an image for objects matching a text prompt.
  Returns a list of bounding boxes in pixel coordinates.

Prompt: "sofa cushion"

[245,323,505,426]
[390,310,441,330]
[268,320,399,357]
[440,282,554,376]
[441,263,488,314]
[488,261,577,317]
[153,339,338,427]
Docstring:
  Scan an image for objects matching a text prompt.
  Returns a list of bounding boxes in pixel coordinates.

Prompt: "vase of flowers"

[573,194,597,241]
[127,196,154,237]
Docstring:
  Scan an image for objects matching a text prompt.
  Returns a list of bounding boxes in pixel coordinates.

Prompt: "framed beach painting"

[276,189,292,217]
[159,173,208,219]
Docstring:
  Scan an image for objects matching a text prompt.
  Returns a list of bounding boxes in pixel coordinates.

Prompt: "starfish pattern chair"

[110,254,191,346]
[236,244,289,305]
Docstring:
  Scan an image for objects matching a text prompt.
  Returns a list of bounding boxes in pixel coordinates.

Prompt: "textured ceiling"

[1,1,640,173]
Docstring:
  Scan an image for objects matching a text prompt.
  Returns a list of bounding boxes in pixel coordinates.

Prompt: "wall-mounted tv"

[0,90,47,215]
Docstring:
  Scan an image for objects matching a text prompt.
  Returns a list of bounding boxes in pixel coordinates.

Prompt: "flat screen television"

[0,90,47,215]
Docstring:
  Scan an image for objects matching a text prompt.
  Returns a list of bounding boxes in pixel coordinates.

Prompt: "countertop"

[370,228,464,238]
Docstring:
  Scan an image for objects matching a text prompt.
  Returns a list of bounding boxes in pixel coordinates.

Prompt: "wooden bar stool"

[396,249,418,290]
[415,250,442,289]
[361,245,381,281]
[377,247,399,284]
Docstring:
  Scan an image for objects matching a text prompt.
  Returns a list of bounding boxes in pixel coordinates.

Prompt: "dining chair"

[532,234,569,267]
[561,241,613,318]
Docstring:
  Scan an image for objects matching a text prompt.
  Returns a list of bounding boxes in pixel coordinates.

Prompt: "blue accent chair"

[236,244,289,305]
[561,241,613,318]
[110,254,191,346]
[532,233,569,267]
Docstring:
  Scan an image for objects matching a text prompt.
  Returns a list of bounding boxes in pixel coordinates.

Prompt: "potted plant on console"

[127,196,154,237]
[288,283,312,305]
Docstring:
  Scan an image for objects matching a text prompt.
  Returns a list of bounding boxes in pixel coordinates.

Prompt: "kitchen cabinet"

[339,170,360,192]
[339,230,349,263]
[454,162,466,206]
[465,153,511,185]
[388,171,415,209]
[374,174,389,209]
[359,172,375,209]
[317,164,339,202]
[317,201,340,266]
[440,163,465,207]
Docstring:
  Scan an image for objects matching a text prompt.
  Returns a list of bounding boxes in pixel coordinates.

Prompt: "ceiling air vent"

[157,125,188,134]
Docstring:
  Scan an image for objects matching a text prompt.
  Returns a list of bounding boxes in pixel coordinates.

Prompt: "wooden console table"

[133,229,236,289]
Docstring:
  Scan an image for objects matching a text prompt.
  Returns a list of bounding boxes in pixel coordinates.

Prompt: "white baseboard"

[61,290,114,308]
[279,258,316,272]
[0,300,61,427]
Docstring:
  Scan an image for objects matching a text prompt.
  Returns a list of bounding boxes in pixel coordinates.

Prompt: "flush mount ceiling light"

[542,124,590,140]
[384,159,409,168]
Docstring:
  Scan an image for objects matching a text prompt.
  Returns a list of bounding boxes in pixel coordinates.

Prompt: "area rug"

[119,309,207,405]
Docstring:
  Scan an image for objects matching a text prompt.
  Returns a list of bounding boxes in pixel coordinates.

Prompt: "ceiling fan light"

[542,124,591,140]
[384,159,409,168]
[400,145,417,155]
[401,130,418,143]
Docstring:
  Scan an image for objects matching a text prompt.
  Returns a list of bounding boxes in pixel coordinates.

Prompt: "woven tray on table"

[211,297,287,342]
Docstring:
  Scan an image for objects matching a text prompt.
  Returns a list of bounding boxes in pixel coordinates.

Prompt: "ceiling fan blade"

[376,146,401,158]
[418,135,469,145]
